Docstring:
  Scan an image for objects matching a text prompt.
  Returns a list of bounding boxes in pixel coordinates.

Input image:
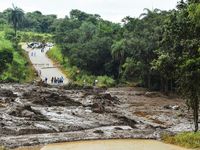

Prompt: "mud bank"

[0,84,193,149]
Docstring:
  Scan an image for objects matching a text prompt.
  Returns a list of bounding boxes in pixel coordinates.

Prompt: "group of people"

[51,76,64,84]
[31,51,37,57]
[43,76,64,84]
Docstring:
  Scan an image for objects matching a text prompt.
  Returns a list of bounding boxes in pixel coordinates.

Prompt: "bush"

[97,75,115,87]
[63,81,93,90]
[47,46,64,64]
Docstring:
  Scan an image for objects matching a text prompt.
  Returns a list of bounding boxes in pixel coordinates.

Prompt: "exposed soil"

[0,84,195,149]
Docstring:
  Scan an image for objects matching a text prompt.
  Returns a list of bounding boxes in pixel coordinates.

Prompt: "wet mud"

[0,84,194,149]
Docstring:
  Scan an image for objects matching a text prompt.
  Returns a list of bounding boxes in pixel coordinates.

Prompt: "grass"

[47,45,71,77]
[47,45,64,63]
[162,132,200,149]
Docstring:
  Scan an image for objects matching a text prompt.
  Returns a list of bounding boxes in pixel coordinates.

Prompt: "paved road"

[22,44,69,85]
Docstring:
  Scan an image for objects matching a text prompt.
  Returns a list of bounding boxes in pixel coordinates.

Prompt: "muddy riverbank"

[0,84,193,149]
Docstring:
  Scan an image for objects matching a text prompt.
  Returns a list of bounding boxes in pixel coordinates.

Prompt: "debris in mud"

[93,130,104,134]
[91,103,105,113]
[31,92,82,107]
[114,127,123,130]
[0,89,17,97]
[145,92,163,98]
[7,105,48,121]
[114,115,137,128]
[163,105,180,110]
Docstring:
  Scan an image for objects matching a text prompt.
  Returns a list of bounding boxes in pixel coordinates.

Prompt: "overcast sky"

[0,0,179,22]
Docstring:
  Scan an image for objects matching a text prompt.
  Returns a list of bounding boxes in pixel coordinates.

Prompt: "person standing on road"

[51,77,54,84]
[60,76,64,83]
[45,77,48,83]
[31,52,33,57]
[38,70,41,76]
[54,77,57,84]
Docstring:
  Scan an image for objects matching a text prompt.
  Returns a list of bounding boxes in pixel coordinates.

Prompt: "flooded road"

[39,140,189,150]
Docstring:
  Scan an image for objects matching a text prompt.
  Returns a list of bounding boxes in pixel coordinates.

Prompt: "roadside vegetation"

[47,46,115,87]
[0,31,36,82]
[163,132,200,149]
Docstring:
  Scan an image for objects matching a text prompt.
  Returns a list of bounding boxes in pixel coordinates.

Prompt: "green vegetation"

[47,46,115,87]
[0,31,35,83]
[19,32,52,42]
[163,132,200,149]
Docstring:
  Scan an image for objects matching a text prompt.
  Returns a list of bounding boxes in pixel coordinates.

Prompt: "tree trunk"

[193,94,199,132]
[170,79,173,92]
[14,27,17,38]
[165,79,168,93]
[117,61,121,81]
[160,76,164,92]
[147,72,151,89]
[14,24,17,49]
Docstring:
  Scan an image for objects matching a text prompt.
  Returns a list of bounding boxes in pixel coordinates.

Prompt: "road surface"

[22,44,69,85]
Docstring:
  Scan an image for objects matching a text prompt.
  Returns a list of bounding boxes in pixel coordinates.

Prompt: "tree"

[111,39,126,79]
[0,40,13,74]
[178,57,200,132]
[151,52,176,92]
[8,5,24,37]
[139,8,161,19]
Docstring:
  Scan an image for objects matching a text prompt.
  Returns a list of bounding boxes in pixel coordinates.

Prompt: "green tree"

[178,57,200,132]
[111,39,126,79]
[8,5,24,37]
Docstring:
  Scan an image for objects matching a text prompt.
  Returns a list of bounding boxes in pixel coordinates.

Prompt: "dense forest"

[0,0,200,130]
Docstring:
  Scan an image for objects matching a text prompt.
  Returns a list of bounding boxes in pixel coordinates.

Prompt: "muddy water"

[38,140,189,150]
[13,146,41,150]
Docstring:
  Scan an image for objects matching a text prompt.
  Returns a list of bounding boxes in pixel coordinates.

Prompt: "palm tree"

[139,8,161,19]
[8,4,24,38]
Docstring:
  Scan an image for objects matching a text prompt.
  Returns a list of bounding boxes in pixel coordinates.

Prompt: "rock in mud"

[145,92,163,98]
[92,103,105,113]
[115,116,137,128]
[163,105,180,110]
[29,92,82,107]
[0,89,17,97]
[7,105,48,121]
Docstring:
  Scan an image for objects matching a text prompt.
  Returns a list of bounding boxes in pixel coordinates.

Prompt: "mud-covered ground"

[0,84,194,149]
